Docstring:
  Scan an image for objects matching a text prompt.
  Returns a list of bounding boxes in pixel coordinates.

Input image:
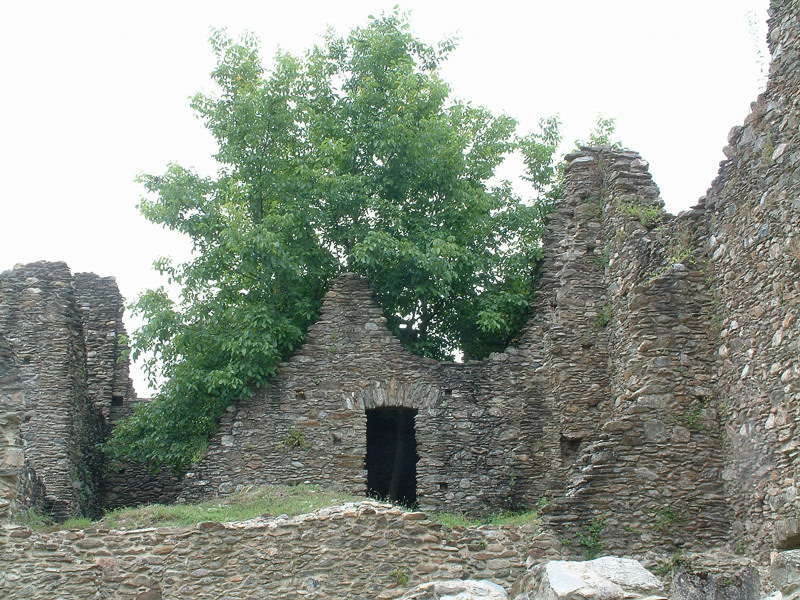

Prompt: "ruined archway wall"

[702,0,800,554]
[179,273,526,514]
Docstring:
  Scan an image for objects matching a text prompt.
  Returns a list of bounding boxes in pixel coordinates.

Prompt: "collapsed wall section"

[702,0,800,555]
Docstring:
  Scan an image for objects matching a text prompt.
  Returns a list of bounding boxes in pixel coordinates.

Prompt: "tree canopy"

[106,11,564,474]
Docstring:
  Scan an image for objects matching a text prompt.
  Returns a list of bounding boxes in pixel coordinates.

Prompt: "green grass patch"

[430,512,483,528]
[12,508,57,532]
[13,484,361,531]
[431,507,540,528]
[488,508,540,526]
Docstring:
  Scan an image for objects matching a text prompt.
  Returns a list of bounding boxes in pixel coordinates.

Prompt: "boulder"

[771,551,800,600]
[401,579,509,600]
[670,568,759,600]
[512,556,666,600]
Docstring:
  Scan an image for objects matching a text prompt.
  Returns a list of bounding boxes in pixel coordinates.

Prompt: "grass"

[431,507,540,528]
[14,485,542,533]
[13,510,103,532]
[14,484,361,532]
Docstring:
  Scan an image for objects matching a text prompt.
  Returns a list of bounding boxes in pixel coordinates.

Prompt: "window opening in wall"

[560,435,582,464]
[111,395,123,407]
[365,407,418,507]
[778,532,800,550]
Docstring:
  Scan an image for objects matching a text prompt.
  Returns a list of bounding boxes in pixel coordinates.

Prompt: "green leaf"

[106,11,569,474]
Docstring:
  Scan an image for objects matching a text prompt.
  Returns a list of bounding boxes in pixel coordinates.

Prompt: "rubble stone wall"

[0,262,103,519]
[179,0,799,558]
[0,502,554,600]
[180,273,551,514]
[0,334,47,519]
[539,149,729,554]
[0,0,798,568]
[0,262,179,519]
[73,272,136,418]
[702,1,800,554]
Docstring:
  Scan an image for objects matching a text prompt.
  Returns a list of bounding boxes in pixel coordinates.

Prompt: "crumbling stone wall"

[0,262,179,519]
[538,149,728,555]
[179,147,729,555]
[0,502,555,599]
[0,334,47,519]
[180,273,555,513]
[701,0,800,555]
[0,262,105,519]
[73,272,137,418]
[1,0,797,568]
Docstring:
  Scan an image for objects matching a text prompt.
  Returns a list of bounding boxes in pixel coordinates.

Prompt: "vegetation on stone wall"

[106,11,566,473]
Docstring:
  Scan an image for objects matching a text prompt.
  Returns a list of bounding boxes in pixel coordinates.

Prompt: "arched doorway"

[365,407,418,506]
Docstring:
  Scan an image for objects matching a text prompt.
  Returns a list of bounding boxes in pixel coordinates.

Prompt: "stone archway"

[343,379,442,507]
[365,406,418,505]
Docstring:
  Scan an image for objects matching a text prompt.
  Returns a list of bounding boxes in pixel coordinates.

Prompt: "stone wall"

[179,3,800,545]
[73,272,137,418]
[0,262,179,519]
[0,334,47,519]
[0,262,105,519]
[180,273,555,514]
[536,149,729,554]
[0,501,556,599]
[1,0,798,569]
[177,146,733,555]
[702,0,800,555]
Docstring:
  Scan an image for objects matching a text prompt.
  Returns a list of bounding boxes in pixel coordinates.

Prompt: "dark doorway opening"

[366,407,418,506]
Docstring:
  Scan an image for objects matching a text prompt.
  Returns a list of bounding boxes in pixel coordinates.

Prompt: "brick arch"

[344,379,443,411]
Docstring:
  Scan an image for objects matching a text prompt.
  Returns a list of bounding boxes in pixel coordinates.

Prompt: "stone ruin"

[0,0,798,570]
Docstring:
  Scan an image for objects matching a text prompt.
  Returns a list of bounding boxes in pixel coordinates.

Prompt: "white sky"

[0,0,770,394]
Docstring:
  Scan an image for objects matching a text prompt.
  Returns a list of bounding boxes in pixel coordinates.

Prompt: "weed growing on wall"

[595,304,612,328]
[616,199,663,228]
[576,516,606,559]
[651,551,691,577]
[652,506,684,532]
[280,427,310,451]
[387,568,410,586]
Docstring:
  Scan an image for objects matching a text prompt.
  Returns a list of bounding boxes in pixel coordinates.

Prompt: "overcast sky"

[0,0,770,393]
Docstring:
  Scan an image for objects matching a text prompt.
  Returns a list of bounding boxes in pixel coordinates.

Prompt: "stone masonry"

[0,262,179,520]
[179,0,800,559]
[0,501,556,599]
[0,0,798,570]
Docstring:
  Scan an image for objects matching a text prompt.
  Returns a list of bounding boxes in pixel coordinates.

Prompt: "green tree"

[575,114,624,149]
[106,12,562,474]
